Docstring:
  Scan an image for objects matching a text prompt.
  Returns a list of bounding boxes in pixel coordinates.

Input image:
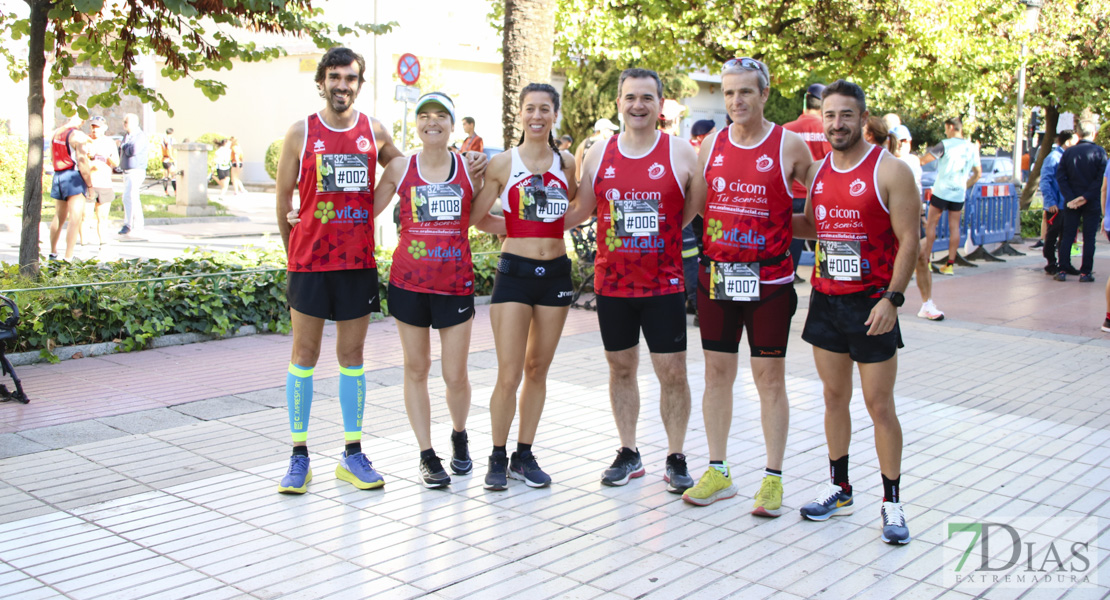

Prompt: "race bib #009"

[817,240,862,281]
[411,184,464,222]
[710,261,760,301]
[519,181,569,222]
[612,198,660,237]
[317,154,370,193]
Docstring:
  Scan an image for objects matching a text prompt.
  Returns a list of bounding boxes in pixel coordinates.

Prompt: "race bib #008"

[612,198,660,237]
[710,261,760,301]
[411,184,464,222]
[519,181,569,222]
[317,154,370,193]
[817,240,862,281]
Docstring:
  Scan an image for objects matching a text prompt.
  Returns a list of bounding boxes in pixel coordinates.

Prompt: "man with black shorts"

[682,58,812,515]
[565,67,700,493]
[793,80,919,544]
[920,116,981,276]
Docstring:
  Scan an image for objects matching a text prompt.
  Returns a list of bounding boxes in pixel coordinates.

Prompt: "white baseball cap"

[594,118,619,132]
[415,92,456,124]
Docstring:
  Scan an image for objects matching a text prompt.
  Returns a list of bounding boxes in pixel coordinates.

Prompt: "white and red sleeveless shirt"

[810,144,898,296]
[52,127,78,172]
[702,123,795,284]
[390,153,475,296]
[592,133,685,297]
[289,111,378,272]
[500,148,569,239]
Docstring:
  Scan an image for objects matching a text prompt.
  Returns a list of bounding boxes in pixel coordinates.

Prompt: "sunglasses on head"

[723,57,766,75]
[530,174,548,208]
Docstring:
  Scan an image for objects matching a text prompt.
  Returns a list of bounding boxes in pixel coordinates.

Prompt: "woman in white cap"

[372,92,498,488]
[574,117,619,181]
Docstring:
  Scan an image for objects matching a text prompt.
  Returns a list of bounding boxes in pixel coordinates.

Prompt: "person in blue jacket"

[1039,129,1077,274]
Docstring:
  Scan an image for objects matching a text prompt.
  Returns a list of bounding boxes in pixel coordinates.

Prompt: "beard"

[827,126,862,151]
[326,87,357,113]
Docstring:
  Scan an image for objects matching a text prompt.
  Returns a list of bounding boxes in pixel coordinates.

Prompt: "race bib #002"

[612,198,660,237]
[817,240,863,281]
[317,154,370,193]
[710,261,760,301]
[411,184,464,222]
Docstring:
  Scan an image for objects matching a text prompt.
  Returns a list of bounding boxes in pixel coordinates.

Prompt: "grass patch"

[38,190,229,221]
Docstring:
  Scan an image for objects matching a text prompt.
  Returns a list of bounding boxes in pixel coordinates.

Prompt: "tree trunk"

[19,0,48,279]
[501,0,557,149]
[1020,105,1058,209]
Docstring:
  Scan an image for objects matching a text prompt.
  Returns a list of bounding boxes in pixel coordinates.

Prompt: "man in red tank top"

[792,80,920,545]
[564,68,701,494]
[680,58,812,516]
[47,115,92,262]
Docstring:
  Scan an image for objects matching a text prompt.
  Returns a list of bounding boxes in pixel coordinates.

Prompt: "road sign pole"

[401,100,409,151]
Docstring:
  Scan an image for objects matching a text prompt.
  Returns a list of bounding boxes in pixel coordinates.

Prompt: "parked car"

[920,155,1016,192]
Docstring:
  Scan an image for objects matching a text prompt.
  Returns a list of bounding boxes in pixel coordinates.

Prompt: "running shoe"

[938,264,954,276]
[509,451,551,488]
[419,453,451,489]
[752,475,786,517]
[118,225,131,235]
[1054,272,1068,282]
[48,253,58,261]
[682,468,737,506]
[484,451,509,491]
[664,453,695,494]
[880,501,912,544]
[601,447,645,486]
[1103,318,1110,333]
[1078,274,1095,283]
[1044,264,1059,275]
[450,430,473,475]
[1031,240,1044,249]
[916,300,945,321]
[277,455,312,494]
[799,482,854,521]
[335,451,385,489]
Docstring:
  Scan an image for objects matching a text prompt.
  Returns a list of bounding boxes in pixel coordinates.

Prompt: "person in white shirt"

[888,124,943,321]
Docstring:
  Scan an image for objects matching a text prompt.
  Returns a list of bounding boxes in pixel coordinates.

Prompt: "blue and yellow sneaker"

[880,501,911,544]
[277,455,312,494]
[335,451,385,489]
[799,482,854,521]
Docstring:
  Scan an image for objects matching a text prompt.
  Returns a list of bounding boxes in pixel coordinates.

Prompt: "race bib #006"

[710,261,760,301]
[519,181,569,222]
[817,240,863,281]
[411,184,464,222]
[612,198,660,237]
[317,154,370,193]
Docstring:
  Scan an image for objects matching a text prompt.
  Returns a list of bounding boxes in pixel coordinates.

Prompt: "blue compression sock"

[287,363,314,444]
[339,364,366,445]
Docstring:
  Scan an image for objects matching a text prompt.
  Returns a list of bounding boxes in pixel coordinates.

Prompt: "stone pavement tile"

[0,433,50,459]
[170,395,268,420]
[95,407,200,434]
[233,385,286,408]
[0,579,56,598]
[68,563,202,600]
[18,420,127,449]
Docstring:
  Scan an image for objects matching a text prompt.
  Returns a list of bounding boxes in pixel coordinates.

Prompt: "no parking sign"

[397,53,420,86]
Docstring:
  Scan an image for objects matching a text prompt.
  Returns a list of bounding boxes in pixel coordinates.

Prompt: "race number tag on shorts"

[316,154,370,192]
[818,240,863,281]
[520,181,568,222]
[710,261,760,301]
[411,184,463,222]
[612,199,660,236]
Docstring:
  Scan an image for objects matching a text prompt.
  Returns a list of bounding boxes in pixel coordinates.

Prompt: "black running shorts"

[388,283,474,329]
[287,268,381,321]
[696,267,797,356]
[490,252,574,307]
[802,290,904,364]
[929,196,964,213]
[595,292,687,354]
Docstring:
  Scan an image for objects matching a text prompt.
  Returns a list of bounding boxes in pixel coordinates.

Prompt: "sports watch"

[880,290,905,307]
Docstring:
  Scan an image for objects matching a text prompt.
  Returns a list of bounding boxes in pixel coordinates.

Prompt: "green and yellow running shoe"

[752,475,786,517]
[682,467,737,506]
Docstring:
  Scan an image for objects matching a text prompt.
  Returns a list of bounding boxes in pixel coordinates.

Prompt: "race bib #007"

[710,261,760,301]
[317,154,370,193]
[612,198,660,237]
[519,181,569,222]
[817,240,863,281]
[411,184,464,222]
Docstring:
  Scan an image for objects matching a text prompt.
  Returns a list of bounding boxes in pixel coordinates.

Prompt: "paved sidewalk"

[0,247,1109,599]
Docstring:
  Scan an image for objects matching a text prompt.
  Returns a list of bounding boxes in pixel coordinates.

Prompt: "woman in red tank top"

[373,93,500,488]
[470,83,578,490]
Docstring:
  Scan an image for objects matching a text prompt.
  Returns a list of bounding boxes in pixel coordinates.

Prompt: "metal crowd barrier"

[925,182,1023,264]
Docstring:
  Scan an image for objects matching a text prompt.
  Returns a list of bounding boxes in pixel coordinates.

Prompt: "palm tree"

[501,0,558,149]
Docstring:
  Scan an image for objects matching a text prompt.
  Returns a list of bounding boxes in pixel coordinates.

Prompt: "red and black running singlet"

[810,144,898,296]
[500,148,569,239]
[702,124,795,283]
[390,153,475,295]
[288,112,378,272]
[52,127,77,172]
[592,133,685,297]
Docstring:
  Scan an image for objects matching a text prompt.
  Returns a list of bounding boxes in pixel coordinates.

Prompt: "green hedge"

[265,139,282,181]
[0,134,28,197]
[1020,209,1042,239]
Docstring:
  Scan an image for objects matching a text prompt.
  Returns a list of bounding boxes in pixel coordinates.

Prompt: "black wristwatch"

[880,290,905,307]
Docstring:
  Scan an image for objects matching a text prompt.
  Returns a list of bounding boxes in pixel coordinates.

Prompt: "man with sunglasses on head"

[683,57,812,516]
[793,80,919,545]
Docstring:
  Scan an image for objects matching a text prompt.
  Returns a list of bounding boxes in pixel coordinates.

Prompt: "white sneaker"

[917,300,945,321]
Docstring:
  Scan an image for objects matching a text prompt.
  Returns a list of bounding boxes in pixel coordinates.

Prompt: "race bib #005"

[612,198,660,237]
[817,240,863,281]
[317,154,370,193]
[710,261,760,301]
[411,184,464,222]
[519,181,569,222]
